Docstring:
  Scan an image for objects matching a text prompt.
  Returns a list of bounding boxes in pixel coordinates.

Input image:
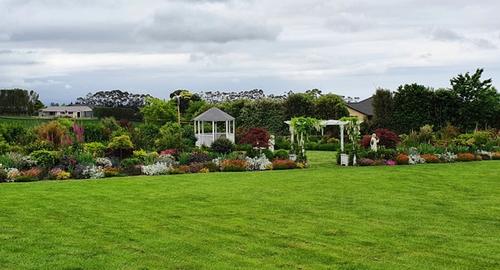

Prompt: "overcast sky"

[0,0,499,103]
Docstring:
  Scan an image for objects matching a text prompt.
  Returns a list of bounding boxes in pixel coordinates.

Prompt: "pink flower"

[385,160,397,166]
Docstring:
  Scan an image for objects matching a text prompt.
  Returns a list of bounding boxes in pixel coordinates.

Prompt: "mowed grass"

[0,116,101,128]
[0,152,499,269]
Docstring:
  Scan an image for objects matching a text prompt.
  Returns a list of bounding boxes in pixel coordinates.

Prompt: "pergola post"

[340,124,344,152]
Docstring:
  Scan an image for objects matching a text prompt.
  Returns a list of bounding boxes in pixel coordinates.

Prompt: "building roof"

[193,107,234,121]
[40,106,93,112]
[347,97,374,116]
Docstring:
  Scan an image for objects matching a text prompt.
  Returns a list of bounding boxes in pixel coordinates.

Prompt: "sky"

[0,0,499,103]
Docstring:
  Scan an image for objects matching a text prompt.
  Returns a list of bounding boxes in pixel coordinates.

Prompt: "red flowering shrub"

[396,154,409,165]
[456,153,475,162]
[272,159,297,170]
[362,129,399,149]
[421,154,440,163]
[221,160,248,172]
[239,128,270,148]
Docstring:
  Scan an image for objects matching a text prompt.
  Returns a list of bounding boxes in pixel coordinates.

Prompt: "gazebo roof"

[193,107,235,121]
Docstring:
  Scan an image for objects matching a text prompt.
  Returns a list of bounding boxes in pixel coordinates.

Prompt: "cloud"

[137,5,281,43]
[0,0,498,103]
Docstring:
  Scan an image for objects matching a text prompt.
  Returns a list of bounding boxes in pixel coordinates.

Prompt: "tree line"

[370,69,499,133]
[0,89,44,115]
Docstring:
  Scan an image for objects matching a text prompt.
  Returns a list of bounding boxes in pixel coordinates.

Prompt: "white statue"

[268,135,275,152]
[370,133,379,152]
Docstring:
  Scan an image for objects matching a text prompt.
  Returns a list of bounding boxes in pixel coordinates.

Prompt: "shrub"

[103,167,121,177]
[275,136,291,150]
[239,128,270,148]
[473,131,491,147]
[421,154,440,163]
[273,149,289,160]
[437,152,457,163]
[0,166,7,182]
[220,159,248,172]
[120,158,141,168]
[358,158,375,166]
[17,167,44,182]
[456,153,475,162]
[272,159,297,170]
[82,165,105,179]
[189,151,212,164]
[1,152,35,169]
[170,165,190,174]
[317,143,338,151]
[493,152,500,160]
[396,154,409,165]
[84,142,106,157]
[188,163,205,173]
[211,138,234,154]
[141,162,172,175]
[95,157,112,168]
[160,149,177,156]
[48,168,71,180]
[35,121,68,148]
[108,135,134,159]
[202,161,219,172]
[76,151,96,166]
[30,150,59,168]
[6,168,20,181]
[385,160,397,166]
[245,154,272,171]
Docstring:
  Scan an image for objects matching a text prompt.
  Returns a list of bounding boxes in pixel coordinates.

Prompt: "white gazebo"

[285,119,348,152]
[193,107,235,147]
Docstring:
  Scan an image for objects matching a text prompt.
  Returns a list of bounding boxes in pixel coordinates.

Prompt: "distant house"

[346,97,373,122]
[39,106,94,118]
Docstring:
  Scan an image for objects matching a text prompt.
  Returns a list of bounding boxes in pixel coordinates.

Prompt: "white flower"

[141,162,173,176]
[82,165,105,179]
[245,154,272,171]
[95,157,113,168]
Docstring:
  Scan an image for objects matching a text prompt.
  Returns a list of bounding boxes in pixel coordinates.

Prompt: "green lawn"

[0,116,101,127]
[0,151,499,269]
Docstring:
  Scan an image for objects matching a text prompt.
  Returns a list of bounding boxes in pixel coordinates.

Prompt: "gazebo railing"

[195,133,234,147]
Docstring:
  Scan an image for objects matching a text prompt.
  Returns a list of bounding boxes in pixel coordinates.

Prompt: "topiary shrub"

[108,135,134,159]
[456,153,475,162]
[273,149,289,160]
[396,154,409,165]
[211,138,234,154]
[421,154,440,163]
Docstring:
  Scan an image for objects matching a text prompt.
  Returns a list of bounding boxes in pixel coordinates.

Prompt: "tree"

[450,69,500,130]
[371,89,394,129]
[0,89,43,115]
[284,93,315,119]
[432,88,460,129]
[76,90,151,108]
[140,97,176,126]
[238,99,287,135]
[240,128,270,148]
[169,89,202,123]
[393,84,434,133]
[314,94,349,120]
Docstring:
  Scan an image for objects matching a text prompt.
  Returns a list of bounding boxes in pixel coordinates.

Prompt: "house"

[39,106,94,118]
[346,97,373,122]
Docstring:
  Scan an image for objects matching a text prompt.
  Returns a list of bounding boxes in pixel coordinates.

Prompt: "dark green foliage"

[275,136,291,150]
[314,94,349,120]
[211,138,234,154]
[132,123,160,151]
[450,69,500,130]
[238,99,287,135]
[30,150,59,168]
[93,107,143,122]
[372,89,394,129]
[141,97,176,126]
[393,84,435,133]
[0,89,43,115]
[120,158,141,168]
[285,93,315,119]
[155,123,190,151]
[273,149,289,160]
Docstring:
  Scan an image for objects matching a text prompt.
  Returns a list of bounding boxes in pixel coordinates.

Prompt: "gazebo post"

[212,121,215,142]
[340,124,344,152]
[232,120,235,142]
[225,120,228,139]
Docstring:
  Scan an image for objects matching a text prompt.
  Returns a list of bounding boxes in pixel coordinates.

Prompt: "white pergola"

[193,107,235,147]
[285,119,348,152]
